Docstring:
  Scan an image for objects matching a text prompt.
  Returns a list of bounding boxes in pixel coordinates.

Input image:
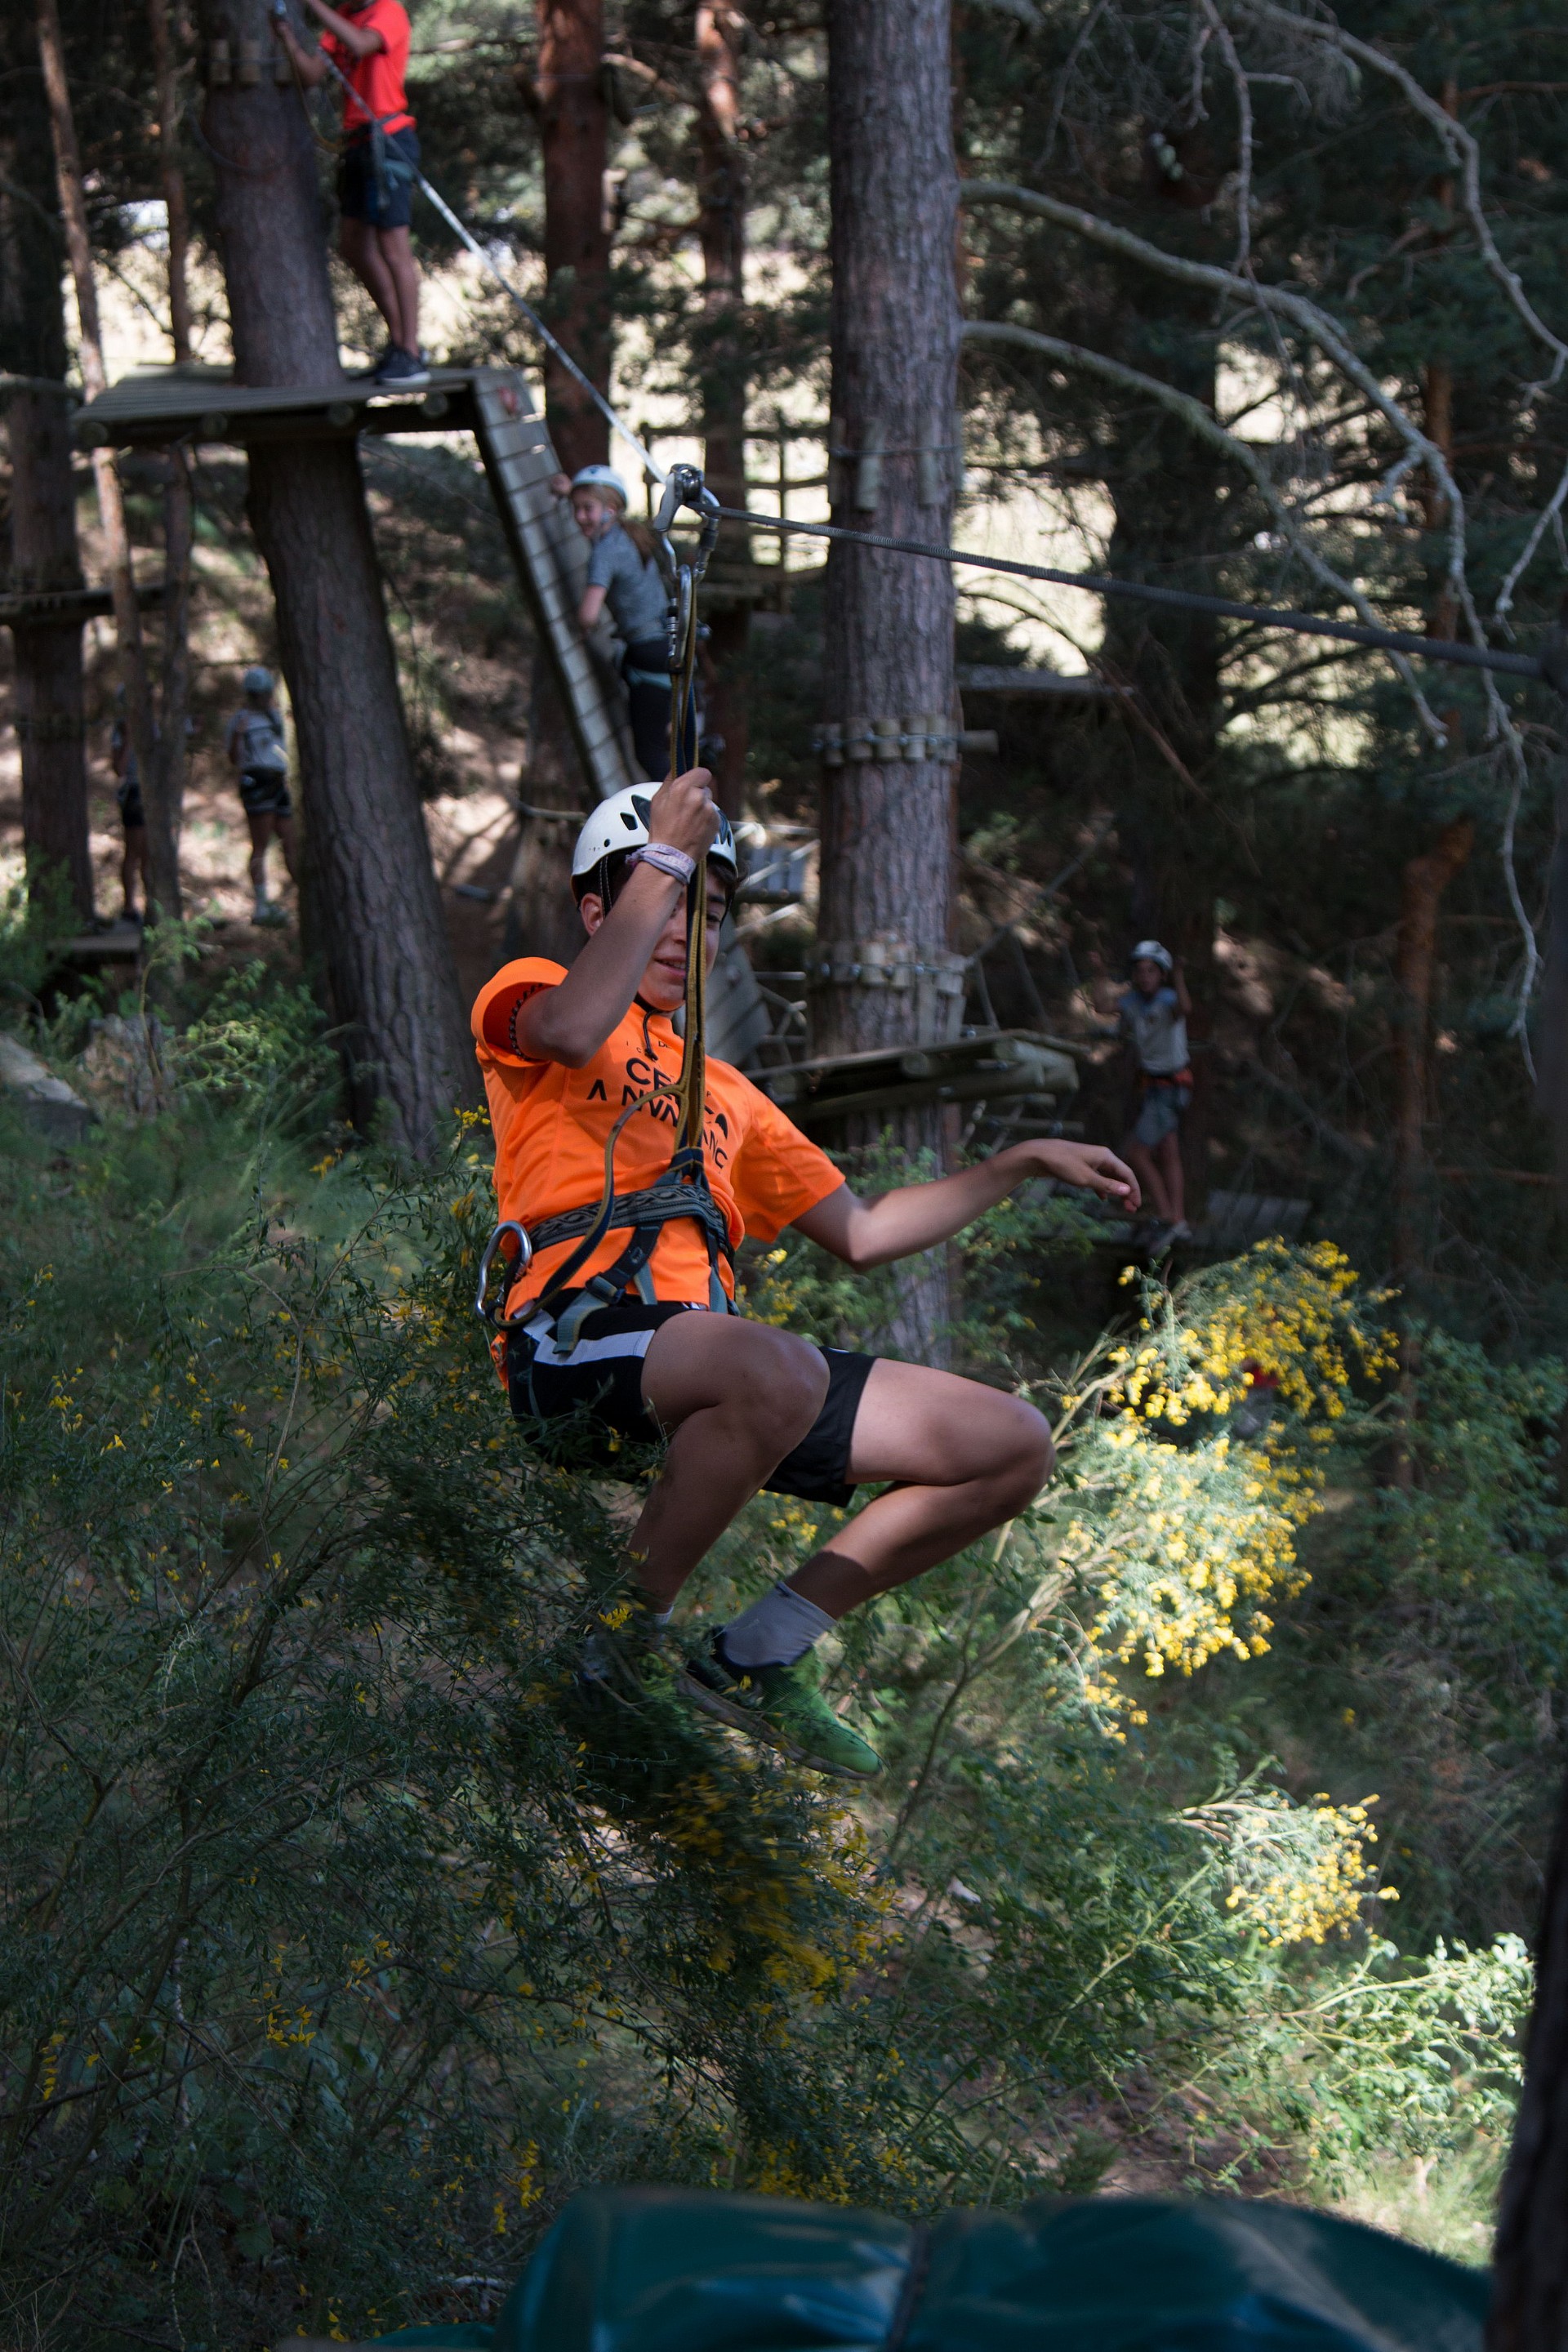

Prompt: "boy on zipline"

[473,770,1139,1780]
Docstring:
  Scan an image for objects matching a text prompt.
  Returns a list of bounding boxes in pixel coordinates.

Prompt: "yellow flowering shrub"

[1181,1780,1394,1946]
[1039,1244,1393,1715]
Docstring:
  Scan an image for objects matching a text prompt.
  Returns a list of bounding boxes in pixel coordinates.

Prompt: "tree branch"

[963,316,1449,741]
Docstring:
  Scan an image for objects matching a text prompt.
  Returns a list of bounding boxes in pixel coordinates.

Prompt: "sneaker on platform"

[679,1635,881,1780]
[375,345,431,389]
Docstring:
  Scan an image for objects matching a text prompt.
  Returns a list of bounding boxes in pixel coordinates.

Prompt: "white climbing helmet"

[1129,938,1174,973]
[569,465,629,507]
[571,785,738,887]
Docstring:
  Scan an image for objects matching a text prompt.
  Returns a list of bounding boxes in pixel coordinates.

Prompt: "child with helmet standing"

[1117,940,1193,1238]
[471,767,1142,1780]
[225,667,298,927]
[550,465,674,780]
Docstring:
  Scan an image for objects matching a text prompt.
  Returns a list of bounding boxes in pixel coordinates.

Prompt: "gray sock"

[719,1579,835,1671]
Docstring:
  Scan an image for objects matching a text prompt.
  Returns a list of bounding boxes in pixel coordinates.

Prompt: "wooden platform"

[74,361,478,449]
[0,579,165,626]
[759,1029,1080,1129]
[958,664,1120,700]
[73,361,630,808]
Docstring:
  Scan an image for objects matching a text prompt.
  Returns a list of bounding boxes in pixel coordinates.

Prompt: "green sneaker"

[678,1635,881,1780]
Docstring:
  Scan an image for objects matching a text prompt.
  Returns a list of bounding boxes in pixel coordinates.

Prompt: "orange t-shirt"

[322,0,414,136]
[472,959,845,1314]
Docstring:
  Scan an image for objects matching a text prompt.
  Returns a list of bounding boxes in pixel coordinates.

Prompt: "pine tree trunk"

[696,1,749,814]
[200,0,474,1154]
[36,0,176,917]
[1489,1765,1568,2350]
[818,0,960,1361]
[536,0,611,475]
[0,23,92,922]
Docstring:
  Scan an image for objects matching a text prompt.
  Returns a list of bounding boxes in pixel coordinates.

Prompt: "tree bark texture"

[37,0,177,913]
[147,0,194,366]
[1489,1762,1568,2351]
[535,0,611,476]
[0,16,92,921]
[201,0,474,1152]
[817,0,962,1358]
[1539,758,1568,1204]
[1392,817,1472,1288]
[153,448,194,863]
[696,2,749,814]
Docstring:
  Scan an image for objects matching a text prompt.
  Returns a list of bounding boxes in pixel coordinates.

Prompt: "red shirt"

[322,0,414,136]
[471,958,844,1314]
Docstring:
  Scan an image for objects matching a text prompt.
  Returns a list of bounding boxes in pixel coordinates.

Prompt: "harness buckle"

[474,1221,535,1329]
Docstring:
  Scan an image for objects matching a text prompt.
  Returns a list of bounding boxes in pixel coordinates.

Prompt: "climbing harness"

[475,466,732,1354]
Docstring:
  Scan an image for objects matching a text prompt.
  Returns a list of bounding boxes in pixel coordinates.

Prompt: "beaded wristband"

[632,842,697,886]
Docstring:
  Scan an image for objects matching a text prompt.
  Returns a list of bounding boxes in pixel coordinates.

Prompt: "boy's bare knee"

[751,1330,830,1439]
[998,1397,1054,1503]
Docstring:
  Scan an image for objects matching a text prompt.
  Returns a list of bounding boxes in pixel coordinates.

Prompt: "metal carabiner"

[474,1221,535,1329]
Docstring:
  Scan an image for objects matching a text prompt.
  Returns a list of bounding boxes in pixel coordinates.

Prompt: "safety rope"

[650,466,722,1156]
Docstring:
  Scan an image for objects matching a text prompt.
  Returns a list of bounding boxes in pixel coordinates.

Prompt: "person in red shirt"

[272,0,428,388]
[474,769,1141,1780]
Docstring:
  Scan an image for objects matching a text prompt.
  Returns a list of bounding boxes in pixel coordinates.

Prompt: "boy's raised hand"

[648,769,721,862]
[1026,1139,1141,1209]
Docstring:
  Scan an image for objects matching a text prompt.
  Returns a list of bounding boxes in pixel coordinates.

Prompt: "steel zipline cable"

[709,507,1550,687]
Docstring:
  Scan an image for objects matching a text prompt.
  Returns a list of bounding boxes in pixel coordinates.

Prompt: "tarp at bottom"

[366,2186,1489,2352]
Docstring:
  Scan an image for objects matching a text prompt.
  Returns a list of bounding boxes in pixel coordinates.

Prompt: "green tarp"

[371,2186,1488,2351]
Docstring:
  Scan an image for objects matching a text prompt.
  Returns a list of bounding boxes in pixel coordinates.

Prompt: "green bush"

[0,979,1542,2337]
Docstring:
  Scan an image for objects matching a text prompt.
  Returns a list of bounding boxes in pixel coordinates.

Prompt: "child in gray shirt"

[553,464,673,779]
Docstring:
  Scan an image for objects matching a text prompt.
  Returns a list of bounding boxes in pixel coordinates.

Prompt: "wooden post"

[695,1,750,815]
[36,0,180,917]
[817,0,961,1358]
[533,0,611,475]
[1,9,92,922]
[197,0,474,1154]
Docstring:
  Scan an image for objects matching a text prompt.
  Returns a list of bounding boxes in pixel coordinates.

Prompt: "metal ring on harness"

[474,1221,535,1330]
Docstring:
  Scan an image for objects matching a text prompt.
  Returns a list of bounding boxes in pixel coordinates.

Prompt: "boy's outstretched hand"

[1022,1139,1141,1209]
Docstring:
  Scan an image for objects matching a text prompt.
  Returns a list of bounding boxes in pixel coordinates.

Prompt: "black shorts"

[238,769,292,818]
[117,777,145,831]
[339,127,420,230]
[505,1299,877,1507]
